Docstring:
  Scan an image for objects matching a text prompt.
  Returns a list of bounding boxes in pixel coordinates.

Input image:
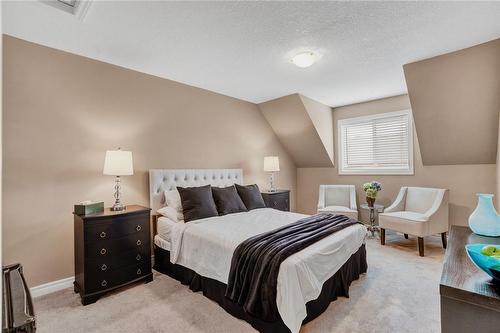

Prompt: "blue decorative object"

[465,244,500,282]
[468,193,500,237]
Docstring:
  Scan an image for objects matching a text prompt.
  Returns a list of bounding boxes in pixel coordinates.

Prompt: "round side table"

[360,203,384,238]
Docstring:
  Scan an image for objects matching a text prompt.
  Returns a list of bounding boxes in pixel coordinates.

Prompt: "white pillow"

[164,189,184,216]
[157,206,184,223]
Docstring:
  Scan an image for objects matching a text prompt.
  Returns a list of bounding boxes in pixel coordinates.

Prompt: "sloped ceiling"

[404,38,500,165]
[4,1,500,106]
[259,94,334,167]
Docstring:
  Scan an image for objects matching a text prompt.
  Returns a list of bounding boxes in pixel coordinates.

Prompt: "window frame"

[337,110,414,176]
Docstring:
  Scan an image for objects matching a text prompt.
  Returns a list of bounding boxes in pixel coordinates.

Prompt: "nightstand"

[73,205,152,305]
[261,190,290,212]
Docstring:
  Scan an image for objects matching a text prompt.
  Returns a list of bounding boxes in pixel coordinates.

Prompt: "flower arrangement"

[363,181,382,207]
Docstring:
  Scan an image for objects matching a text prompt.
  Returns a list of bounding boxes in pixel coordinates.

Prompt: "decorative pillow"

[157,206,184,223]
[212,185,248,216]
[177,185,219,222]
[165,189,183,214]
[235,184,266,210]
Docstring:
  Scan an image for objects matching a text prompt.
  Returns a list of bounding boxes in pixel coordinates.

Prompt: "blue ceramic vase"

[468,193,500,237]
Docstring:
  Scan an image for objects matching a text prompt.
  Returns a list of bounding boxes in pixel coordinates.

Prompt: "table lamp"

[263,156,280,192]
[103,148,134,211]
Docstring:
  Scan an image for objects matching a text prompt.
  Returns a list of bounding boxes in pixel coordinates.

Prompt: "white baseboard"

[30,276,74,298]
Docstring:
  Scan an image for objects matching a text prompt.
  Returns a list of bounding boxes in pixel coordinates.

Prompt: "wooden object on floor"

[440,226,500,333]
[441,232,447,249]
[418,237,424,257]
[261,190,290,212]
[73,205,153,305]
[380,228,385,245]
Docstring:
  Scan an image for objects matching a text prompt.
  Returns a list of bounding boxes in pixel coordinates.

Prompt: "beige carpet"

[34,232,444,333]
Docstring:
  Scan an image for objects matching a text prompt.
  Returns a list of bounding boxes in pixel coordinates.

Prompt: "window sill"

[338,169,414,176]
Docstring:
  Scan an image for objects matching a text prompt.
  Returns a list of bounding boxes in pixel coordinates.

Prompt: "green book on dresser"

[74,202,104,216]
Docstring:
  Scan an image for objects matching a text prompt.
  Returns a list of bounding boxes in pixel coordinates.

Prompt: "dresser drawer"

[85,213,149,242]
[85,246,149,275]
[86,261,151,294]
[85,232,149,258]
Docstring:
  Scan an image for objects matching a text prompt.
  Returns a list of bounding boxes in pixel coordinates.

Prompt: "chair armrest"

[384,187,407,213]
[422,189,448,219]
[349,185,357,210]
[317,186,325,210]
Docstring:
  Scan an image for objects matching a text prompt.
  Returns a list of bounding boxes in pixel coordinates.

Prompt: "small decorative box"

[74,201,104,216]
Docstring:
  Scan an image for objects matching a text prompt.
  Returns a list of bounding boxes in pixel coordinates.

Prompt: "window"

[338,110,413,175]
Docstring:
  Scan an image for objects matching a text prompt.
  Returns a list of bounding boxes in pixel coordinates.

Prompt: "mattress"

[154,216,177,251]
[154,234,171,251]
[168,208,367,333]
[157,216,177,241]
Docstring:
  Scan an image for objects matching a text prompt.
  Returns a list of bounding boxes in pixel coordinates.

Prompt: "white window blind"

[338,110,413,175]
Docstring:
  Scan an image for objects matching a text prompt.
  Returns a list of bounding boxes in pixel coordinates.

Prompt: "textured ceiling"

[3,1,500,107]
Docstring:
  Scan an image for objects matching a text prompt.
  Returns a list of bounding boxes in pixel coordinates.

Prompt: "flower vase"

[468,193,500,237]
[366,197,375,207]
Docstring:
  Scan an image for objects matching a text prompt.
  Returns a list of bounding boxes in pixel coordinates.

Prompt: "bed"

[150,169,367,333]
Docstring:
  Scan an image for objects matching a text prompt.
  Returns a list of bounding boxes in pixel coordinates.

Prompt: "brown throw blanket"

[225,213,360,322]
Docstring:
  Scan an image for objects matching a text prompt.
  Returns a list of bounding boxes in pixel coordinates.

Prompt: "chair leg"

[441,232,447,249]
[404,233,408,239]
[418,237,424,257]
[380,228,385,245]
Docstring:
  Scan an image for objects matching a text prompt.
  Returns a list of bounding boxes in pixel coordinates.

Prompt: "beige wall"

[297,95,496,225]
[498,114,500,208]
[404,38,500,165]
[299,95,334,164]
[259,94,333,167]
[2,36,297,287]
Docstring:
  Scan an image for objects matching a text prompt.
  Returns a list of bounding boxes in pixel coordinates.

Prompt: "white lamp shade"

[263,156,280,172]
[103,150,134,176]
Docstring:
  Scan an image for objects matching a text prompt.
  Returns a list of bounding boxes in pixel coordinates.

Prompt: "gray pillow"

[235,184,266,210]
[177,185,218,222]
[212,185,248,216]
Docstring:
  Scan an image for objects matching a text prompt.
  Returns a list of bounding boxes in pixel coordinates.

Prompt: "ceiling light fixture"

[291,51,317,68]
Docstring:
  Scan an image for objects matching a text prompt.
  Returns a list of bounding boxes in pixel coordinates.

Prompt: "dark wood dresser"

[261,190,290,212]
[73,205,152,305]
[440,226,500,332]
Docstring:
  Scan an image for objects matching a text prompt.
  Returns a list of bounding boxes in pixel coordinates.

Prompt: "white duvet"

[169,208,366,333]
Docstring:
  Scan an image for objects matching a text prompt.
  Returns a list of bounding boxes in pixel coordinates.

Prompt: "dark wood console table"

[440,226,500,333]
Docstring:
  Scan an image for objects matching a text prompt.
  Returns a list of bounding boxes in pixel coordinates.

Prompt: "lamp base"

[111,176,126,211]
[111,203,126,211]
[268,172,277,192]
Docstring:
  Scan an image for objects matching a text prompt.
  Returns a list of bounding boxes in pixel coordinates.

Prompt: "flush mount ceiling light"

[291,51,317,68]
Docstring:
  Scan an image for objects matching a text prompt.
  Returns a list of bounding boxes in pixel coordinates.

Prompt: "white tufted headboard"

[149,169,244,214]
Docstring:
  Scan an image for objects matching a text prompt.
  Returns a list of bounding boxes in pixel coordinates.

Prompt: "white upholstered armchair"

[379,187,449,256]
[317,185,358,220]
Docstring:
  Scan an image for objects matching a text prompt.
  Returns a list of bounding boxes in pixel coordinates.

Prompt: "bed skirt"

[153,244,367,333]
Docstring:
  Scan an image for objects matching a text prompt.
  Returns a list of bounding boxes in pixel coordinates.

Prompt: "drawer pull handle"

[100,231,106,238]
[101,280,107,287]
[101,264,107,271]
[136,225,142,231]
[137,269,142,275]
[136,254,141,261]
[100,248,107,255]
[136,240,142,246]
